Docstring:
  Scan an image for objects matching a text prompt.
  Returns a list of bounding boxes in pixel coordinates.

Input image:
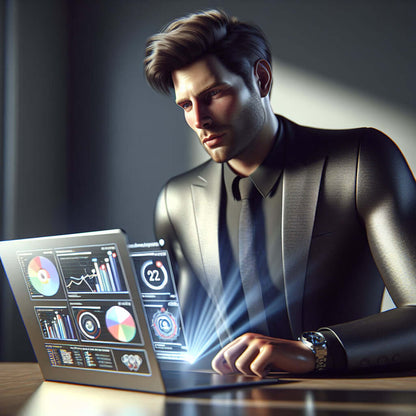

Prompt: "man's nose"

[193,102,212,129]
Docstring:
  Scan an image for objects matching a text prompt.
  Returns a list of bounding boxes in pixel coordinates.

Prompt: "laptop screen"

[2,232,191,382]
[15,240,154,375]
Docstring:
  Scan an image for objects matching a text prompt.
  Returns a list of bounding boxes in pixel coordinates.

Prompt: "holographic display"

[130,247,190,362]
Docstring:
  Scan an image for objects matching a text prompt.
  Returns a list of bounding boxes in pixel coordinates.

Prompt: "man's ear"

[254,59,273,97]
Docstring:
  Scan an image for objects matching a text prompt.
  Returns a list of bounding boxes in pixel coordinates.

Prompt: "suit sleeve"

[324,129,416,372]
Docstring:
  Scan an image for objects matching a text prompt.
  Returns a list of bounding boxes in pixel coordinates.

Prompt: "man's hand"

[211,333,315,378]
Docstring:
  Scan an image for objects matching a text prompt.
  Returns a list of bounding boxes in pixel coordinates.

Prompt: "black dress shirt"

[219,123,292,340]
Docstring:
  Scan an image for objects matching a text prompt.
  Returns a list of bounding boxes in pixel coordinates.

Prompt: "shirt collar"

[224,118,285,200]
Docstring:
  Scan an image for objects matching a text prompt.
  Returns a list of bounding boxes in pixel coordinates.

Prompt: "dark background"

[0,0,415,361]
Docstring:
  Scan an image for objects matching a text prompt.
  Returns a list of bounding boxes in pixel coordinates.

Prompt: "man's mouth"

[202,133,225,148]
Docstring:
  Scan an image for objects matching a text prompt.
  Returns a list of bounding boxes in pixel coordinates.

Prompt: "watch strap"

[300,331,328,372]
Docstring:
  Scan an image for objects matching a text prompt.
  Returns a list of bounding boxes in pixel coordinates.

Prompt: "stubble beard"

[199,94,266,165]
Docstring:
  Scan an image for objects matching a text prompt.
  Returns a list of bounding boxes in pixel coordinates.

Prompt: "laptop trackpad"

[162,370,279,394]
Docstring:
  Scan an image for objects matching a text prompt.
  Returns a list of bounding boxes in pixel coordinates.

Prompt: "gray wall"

[1,0,415,360]
[1,0,69,361]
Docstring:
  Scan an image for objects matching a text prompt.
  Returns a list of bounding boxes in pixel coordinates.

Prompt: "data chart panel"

[35,306,77,341]
[56,246,127,295]
[70,301,143,345]
[45,344,151,375]
[18,252,66,300]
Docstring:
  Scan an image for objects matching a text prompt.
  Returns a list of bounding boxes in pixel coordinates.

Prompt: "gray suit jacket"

[154,115,416,372]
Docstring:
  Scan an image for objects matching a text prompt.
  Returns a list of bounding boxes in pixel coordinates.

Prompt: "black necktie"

[238,177,269,335]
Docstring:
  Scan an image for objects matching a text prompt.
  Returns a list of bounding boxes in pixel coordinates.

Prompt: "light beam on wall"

[270,60,416,175]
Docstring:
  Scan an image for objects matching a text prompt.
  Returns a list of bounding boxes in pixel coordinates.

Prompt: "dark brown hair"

[144,9,271,94]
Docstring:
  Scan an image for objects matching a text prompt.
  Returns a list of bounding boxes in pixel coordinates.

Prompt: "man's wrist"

[300,331,328,372]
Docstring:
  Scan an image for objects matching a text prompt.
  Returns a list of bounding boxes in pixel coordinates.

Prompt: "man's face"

[172,55,266,165]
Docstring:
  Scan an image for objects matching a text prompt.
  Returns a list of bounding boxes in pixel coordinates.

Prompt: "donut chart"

[77,311,101,339]
[105,306,136,342]
[28,256,60,296]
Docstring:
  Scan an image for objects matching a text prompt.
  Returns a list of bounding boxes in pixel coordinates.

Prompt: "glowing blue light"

[183,353,197,364]
[179,253,296,367]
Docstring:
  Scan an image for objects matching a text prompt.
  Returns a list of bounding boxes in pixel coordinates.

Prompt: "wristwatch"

[300,331,328,372]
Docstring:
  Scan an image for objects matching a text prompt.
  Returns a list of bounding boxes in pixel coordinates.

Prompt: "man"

[144,9,416,377]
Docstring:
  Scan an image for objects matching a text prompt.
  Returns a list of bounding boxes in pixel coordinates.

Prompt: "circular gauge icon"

[152,309,179,340]
[140,260,168,290]
[77,311,101,340]
[27,256,60,296]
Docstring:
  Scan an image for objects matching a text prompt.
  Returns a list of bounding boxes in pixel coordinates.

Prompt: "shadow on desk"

[18,377,416,416]
[3,363,416,416]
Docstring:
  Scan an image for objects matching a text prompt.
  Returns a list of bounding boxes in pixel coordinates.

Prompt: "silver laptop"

[0,229,277,394]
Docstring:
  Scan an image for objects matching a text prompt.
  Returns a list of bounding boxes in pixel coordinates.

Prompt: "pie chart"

[105,306,136,342]
[28,256,60,296]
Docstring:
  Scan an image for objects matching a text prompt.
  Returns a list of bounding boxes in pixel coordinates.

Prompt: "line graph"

[66,273,96,292]
[56,246,127,294]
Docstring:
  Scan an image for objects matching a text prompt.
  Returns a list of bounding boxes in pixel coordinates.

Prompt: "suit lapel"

[191,163,232,343]
[191,166,223,299]
[281,123,326,338]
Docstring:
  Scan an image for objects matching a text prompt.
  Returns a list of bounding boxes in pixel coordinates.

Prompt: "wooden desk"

[1,362,416,415]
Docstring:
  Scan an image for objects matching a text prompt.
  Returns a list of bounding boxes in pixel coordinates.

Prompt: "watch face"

[301,331,327,371]
[303,331,325,346]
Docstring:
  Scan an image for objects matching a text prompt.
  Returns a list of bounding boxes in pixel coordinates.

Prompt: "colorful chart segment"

[28,256,60,296]
[105,306,136,342]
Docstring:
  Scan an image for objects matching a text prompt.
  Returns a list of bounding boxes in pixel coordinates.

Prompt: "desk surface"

[1,362,416,415]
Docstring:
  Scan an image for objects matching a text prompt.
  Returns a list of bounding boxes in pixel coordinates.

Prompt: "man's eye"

[208,90,220,98]
[181,102,192,110]
[203,90,221,104]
